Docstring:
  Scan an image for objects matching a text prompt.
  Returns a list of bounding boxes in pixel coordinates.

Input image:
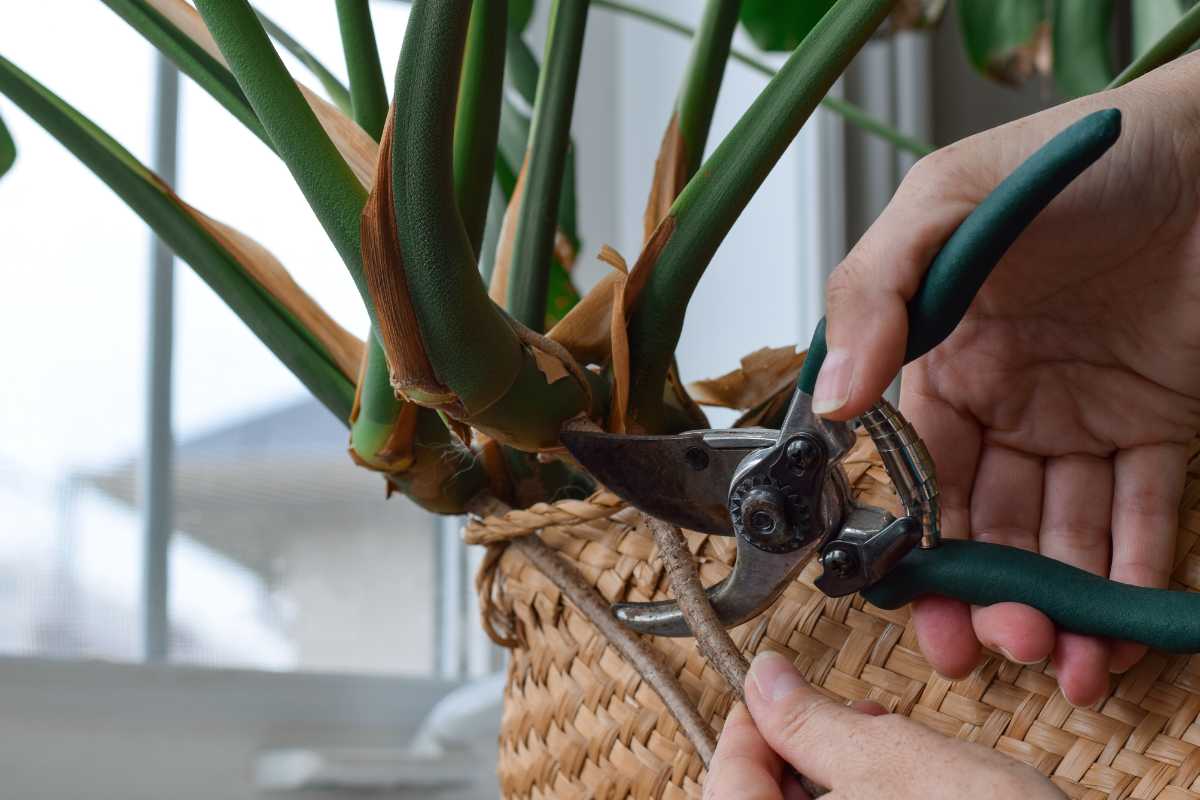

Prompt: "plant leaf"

[1053,0,1115,98]
[0,53,360,419]
[510,0,535,34]
[1111,1,1200,88]
[254,7,353,115]
[958,0,1049,86]
[738,0,837,52]
[1132,0,1187,59]
[0,112,15,178]
[688,346,806,410]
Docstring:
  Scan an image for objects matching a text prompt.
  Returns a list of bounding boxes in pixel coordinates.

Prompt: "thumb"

[743,651,886,789]
[814,155,981,420]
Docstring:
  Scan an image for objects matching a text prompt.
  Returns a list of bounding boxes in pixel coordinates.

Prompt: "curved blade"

[560,428,775,536]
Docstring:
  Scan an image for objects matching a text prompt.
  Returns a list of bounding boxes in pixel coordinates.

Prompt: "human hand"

[813,55,1200,705]
[704,651,1061,799]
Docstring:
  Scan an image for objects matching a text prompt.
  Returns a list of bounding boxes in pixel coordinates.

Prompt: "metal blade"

[560,428,776,535]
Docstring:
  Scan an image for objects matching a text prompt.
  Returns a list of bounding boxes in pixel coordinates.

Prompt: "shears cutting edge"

[563,108,1200,653]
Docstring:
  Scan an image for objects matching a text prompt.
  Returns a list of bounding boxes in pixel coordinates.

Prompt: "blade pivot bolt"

[822,546,857,579]
[684,446,709,471]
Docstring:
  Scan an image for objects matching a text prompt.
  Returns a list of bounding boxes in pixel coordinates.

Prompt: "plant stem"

[676,0,741,174]
[335,0,390,140]
[100,0,269,145]
[454,0,508,259]
[1110,1,1200,89]
[508,532,717,763]
[626,0,895,430]
[194,0,373,317]
[254,8,354,115]
[592,0,932,157]
[507,0,589,332]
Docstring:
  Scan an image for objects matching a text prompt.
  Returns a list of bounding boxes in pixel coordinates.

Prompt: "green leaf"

[1132,0,1187,59]
[100,0,269,145]
[0,112,14,178]
[738,0,836,52]
[254,8,353,115]
[1053,0,1115,98]
[957,0,1045,85]
[1112,1,1200,88]
[510,0,535,33]
[0,54,356,420]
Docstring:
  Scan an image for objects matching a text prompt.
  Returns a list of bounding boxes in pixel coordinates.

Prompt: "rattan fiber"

[471,431,1200,799]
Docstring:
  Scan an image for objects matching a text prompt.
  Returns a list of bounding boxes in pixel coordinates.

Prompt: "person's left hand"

[704,652,1064,800]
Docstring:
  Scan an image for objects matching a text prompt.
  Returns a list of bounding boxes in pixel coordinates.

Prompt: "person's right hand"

[705,652,1063,799]
[811,54,1200,706]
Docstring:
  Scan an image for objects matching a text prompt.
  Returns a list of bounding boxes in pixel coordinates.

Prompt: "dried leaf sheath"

[361,108,455,408]
[642,112,688,245]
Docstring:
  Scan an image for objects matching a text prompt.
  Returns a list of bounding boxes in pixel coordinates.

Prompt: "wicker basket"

[469,431,1200,799]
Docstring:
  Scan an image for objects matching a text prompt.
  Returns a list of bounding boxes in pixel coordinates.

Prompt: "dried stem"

[467,493,716,763]
[510,534,717,763]
[645,516,748,699]
[646,514,825,795]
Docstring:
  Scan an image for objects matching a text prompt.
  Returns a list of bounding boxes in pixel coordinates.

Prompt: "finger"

[1051,633,1110,708]
[1040,454,1114,706]
[902,373,984,678]
[815,156,982,419]
[706,703,784,800]
[744,652,875,789]
[969,444,1057,664]
[1108,443,1188,674]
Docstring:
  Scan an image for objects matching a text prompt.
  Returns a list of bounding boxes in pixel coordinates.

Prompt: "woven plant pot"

[469,431,1200,800]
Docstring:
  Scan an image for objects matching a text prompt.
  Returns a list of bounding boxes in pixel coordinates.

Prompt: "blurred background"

[0,1,1057,798]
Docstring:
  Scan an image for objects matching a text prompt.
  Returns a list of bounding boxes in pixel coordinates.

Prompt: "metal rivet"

[684,446,709,471]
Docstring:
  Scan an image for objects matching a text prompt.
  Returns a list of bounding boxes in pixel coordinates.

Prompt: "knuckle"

[774,696,839,748]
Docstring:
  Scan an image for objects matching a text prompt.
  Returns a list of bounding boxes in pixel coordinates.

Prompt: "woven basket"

[470,431,1200,799]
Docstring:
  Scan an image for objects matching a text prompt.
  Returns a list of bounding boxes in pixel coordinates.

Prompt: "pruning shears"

[564,108,1200,653]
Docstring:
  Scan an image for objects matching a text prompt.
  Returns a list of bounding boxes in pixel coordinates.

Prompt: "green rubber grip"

[796,108,1122,395]
[862,540,1200,652]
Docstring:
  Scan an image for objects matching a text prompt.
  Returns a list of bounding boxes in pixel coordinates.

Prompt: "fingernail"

[749,651,805,702]
[996,645,1042,666]
[812,350,854,415]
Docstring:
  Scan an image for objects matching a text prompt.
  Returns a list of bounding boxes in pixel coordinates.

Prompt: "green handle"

[862,539,1200,652]
[796,108,1122,395]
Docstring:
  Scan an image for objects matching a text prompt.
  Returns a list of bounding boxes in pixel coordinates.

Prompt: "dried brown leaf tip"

[643,111,687,243]
[360,105,457,409]
[889,0,947,30]
[190,209,364,381]
[689,345,807,411]
[599,246,631,434]
[988,21,1051,86]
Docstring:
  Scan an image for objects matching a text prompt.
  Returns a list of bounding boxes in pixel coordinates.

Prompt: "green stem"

[626,0,895,429]
[506,0,590,332]
[0,111,14,178]
[592,0,932,157]
[0,53,355,419]
[194,0,372,320]
[454,0,508,259]
[254,8,353,115]
[100,0,270,146]
[1109,1,1200,89]
[335,0,389,139]
[676,0,741,173]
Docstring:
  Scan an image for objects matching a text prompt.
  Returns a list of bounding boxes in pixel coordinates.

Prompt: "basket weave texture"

[471,432,1200,800]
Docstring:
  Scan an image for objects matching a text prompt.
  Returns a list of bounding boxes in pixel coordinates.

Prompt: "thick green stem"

[626,0,894,429]
[335,0,389,140]
[592,0,932,157]
[0,111,14,178]
[676,0,741,173]
[506,0,589,332]
[194,0,372,317]
[454,0,508,259]
[1110,2,1200,89]
[390,0,599,447]
[254,9,353,115]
